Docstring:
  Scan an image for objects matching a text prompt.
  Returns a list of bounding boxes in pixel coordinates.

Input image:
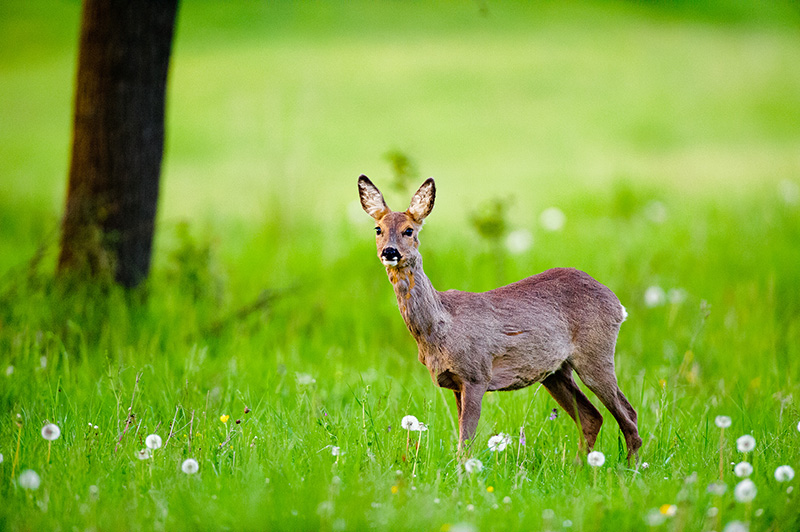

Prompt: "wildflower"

[487,433,512,452]
[18,470,41,490]
[295,373,316,386]
[641,462,650,469]
[644,286,666,307]
[587,451,605,467]
[486,486,494,493]
[464,458,483,474]
[503,496,511,504]
[145,434,163,450]
[659,504,677,517]
[519,426,527,446]
[734,461,753,478]
[774,465,795,482]
[41,423,61,441]
[135,449,151,460]
[181,458,199,474]
[220,415,230,424]
[390,485,399,494]
[466,504,475,512]
[414,422,429,432]
[733,479,757,503]
[401,415,420,430]
[707,482,727,496]
[715,416,732,428]
[505,229,533,255]
[736,435,756,453]
[330,446,341,456]
[548,408,558,420]
[539,207,566,232]
[723,521,749,532]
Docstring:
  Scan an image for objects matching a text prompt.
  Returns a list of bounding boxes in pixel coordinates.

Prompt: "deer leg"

[572,361,642,462]
[542,365,604,451]
[453,390,463,424]
[458,382,487,450]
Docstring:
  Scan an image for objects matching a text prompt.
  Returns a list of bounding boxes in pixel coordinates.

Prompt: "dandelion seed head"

[145,434,163,450]
[18,469,41,490]
[487,433,512,452]
[707,507,718,518]
[736,434,756,453]
[542,509,555,520]
[505,229,533,255]
[41,423,61,441]
[587,451,605,467]
[645,508,667,527]
[641,462,650,469]
[5,365,14,376]
[774,465,795,482]
[466,504,475,512]
[135,448,151,460]
[0,453,3,463]
[540,207,566,231]
[181,458,199,474]
[563,520,573,528]
[707,482,727,496]
[464,458,483,474]
[723,520,749,532]
[734,461,753,478]
[734,479,757,503]
[401,415,419,430]
[714,416,732,428]
[644,286,666,307]
[503,496,512,504]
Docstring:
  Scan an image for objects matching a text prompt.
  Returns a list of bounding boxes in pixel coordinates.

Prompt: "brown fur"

[358,175,642,460]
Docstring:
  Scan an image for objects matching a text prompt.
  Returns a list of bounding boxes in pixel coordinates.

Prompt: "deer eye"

[375,227,382,235]
[403,228,413,237]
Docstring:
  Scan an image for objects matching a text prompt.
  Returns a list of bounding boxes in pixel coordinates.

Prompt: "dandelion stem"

[11,419,22,480]
[47,441,52,464]
[718,427,725,481]
[405,428,411,459]
[411,430,423,480]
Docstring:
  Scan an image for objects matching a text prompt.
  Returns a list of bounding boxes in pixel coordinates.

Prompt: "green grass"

[2,1,800,530]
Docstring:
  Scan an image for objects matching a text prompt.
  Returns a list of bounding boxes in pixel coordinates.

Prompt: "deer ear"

[407,178,436,223]
[358,175,391,220]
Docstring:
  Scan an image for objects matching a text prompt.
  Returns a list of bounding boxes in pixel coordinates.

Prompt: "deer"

[357,175,642,461]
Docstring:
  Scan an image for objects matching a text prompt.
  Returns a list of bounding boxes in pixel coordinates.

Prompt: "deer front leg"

[458,382,487,451]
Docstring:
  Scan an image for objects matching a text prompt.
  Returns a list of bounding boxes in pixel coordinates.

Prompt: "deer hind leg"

[571,355,642,462]
[542,365,604,451]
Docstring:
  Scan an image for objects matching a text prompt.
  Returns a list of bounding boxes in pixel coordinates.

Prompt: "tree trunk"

[58,0,178,288]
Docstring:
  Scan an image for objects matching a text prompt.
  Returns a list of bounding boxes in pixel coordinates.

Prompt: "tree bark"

[58,0,178,288]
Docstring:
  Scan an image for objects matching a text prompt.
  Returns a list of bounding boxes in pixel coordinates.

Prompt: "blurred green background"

[2,1,800,530]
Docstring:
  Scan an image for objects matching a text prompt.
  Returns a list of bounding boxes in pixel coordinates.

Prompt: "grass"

[2,1,800,530]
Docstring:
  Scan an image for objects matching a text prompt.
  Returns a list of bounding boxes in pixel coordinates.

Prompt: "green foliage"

[2,1,800,530]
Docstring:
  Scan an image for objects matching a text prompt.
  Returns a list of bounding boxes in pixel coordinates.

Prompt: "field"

[2,1,800,530]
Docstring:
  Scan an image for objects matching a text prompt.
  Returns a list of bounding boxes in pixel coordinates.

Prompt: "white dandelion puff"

[774,465,795,482]
[181,458,199,474]
[19,470,41,490]
[796,420,800,433]
[331,446,341,456]
[734,461,753,478]
[587,451,605,467]
[723,520,749,532]
[41,423,61,441]
[464,458,483,474]
[736,434,756,453]
[644,286,666,307]
[135,448,151,460]
[505,229,533,255]
[539,207,566,232]
[145,434,163,450]
[401,415,419,431]
[487,433,512,452]
[707,482,728,496]
[715,416,732,428]
[5,365,13,376]
[733,479,757,503]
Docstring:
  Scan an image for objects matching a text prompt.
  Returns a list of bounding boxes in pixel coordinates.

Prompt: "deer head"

[358,175,435,269]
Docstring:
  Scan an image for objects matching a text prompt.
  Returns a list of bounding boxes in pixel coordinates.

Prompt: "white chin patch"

[382,259,399,267]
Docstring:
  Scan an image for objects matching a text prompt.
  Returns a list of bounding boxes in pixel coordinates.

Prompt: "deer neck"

[386,257,449,342]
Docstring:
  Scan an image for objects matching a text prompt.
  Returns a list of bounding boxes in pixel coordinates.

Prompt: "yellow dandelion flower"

[220,415,230,423]
[659,504,677,516]
[487,486,494,493]
[390,485,399,494]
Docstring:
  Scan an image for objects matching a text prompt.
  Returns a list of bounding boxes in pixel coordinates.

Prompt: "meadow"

[1,1,800,530]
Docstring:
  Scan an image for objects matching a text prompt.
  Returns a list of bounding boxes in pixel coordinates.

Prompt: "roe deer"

[358,175,642,460]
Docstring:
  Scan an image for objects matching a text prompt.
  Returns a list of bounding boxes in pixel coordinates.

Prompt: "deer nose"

[381,247,402,263]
